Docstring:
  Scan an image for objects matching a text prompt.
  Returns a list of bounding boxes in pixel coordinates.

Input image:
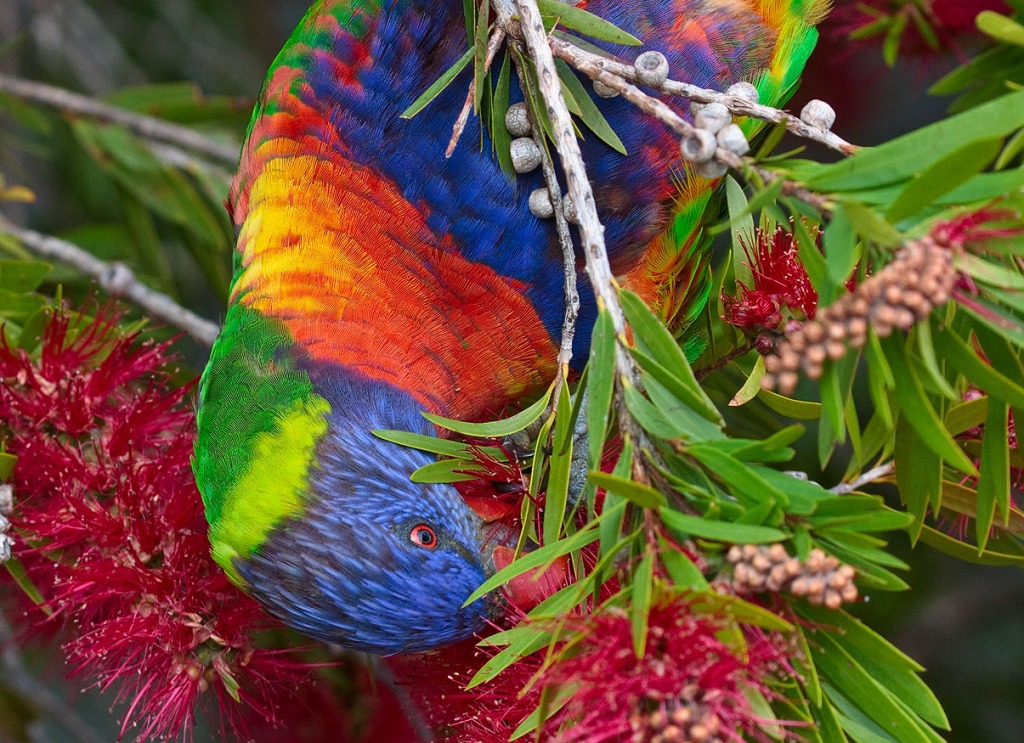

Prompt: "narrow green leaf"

[894,415,942,542]
[473,2,489,112]
[632,349,724,427]
[589,471,666,509]
[757,389,823,419]
[886,137,1002,222]
[544,382,574,545]
[824,205,859,299]
[730,356,765,407]
[631,554,655,657]
[839,200,903,247]
[5,558,52,614]
[587,310,616,470]
[918,525,1024,565]
[373,429,502,460]
[464,505,620,605]
[598,443,632,578]
[976,10,1024,45]
[0,451,17,481]
[410,458,487,483]
[425,388,552,436]
[659,539,708,588]
[401,47,474,118]
[659,508,788,543]
[537,0,642,45]
[882,335,978,477]
[619,290,720,421]
[491,52,515,177]
[726,176,756,289]
[792,216,829,298]
[935,326,1024,410]
[555,59,626,154]
[688,445,790,508]
[509,685,575,739]
[977,398,1010,550]
[0,259,51,293]
[813,635,934,743]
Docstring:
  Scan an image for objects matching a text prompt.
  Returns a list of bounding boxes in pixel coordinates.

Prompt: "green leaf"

[589,471,666,509]
[730,355,765,407]
[894,415,942,542]
[976,398,1010,550]
[464,505,620,605]
[687,445,790,508]
[726,176,756,289]
[757,389,823,419]
[882,334,978,477]
[536,0,642,45]
[490,52,515,177]
[509,685,575,740]
[801,89,1024,192]
[813,634,935,743]
[631,553,655,657]
[659,539,708,588]
[587,310,616,470]
[886,137,1002,222]
[555,59,627,154]
[619,290,720,421]
[410,458,487,483]
[976,10,1024,45]
[544,382,574,545]
[934,326,1024,410]
[0,259,51,293]
[424,388,552,436]
[401,47,474,118]
[372,429,503,460]
[824,205,859,300]
[0,451,16,481]
[918,525,1024,565]
[840,200,903,247]
[4,558,52,615]
[659,508,788,543]
[800,606,948,728]
[473,0,490,113]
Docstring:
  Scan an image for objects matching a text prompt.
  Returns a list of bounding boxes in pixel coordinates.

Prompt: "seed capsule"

[593,79,619,98]
[695,160,728,179]
[510,137,542,173]
[634,50,669,86]
[528,188,554,219]
[800,99,836,131]
[716,123,750,156]
[726,81,759,105]
[504,102,531,137]
[679,128,717,163]
[694,102,731,133]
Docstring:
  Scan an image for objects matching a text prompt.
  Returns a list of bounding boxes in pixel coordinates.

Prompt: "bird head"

[225,372,507,655]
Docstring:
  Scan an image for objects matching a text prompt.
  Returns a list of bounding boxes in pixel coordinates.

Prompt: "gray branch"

[550,36,858,157]
[0,219,220,347]
[0,73,239,165]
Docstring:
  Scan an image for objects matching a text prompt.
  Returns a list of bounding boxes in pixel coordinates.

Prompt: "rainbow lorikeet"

[194,0,826,654]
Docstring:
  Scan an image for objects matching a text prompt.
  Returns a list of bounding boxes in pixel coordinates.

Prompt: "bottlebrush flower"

[535,598,796,743]
[0,306,348,742]
[722,226,820,332]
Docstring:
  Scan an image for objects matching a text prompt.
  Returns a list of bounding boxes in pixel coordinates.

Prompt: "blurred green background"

[1,2,1022,741]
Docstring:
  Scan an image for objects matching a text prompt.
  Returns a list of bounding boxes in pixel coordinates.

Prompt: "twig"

[549,36,858,157]
[558,51,834,214]
[0,611,108,743]
[0,73,239,165]
[829,462,895,494]
[512,0,636,389]
[0,219,220,347]
[446,28,507,158]
[531,97,579,389]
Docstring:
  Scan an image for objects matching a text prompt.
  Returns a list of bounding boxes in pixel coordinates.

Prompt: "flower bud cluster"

[762,235,955,394]
[683,84,755,180]
[728,544,858,609]
[630,687,726,743]
[0,484,12,564]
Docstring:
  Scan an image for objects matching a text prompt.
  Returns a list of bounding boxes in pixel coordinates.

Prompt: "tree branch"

[549,35,858,156]
[0,219,220,347]
[0,73,239,165]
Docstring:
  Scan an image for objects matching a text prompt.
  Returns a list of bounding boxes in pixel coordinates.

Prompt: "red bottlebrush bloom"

[931,206,1024,249]
[722,226,820,332]
[535,599,797,743]
[0,306,338,742]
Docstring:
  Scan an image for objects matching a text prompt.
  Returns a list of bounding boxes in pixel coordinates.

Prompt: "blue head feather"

[236,369,495,654]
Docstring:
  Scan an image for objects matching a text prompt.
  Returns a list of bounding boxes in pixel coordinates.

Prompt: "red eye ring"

[410,524,437,549]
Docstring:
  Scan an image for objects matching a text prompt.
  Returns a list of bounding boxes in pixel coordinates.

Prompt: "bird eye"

[410,524,437,549]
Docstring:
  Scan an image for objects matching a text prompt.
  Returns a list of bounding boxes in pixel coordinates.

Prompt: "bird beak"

[491,545,569,612]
